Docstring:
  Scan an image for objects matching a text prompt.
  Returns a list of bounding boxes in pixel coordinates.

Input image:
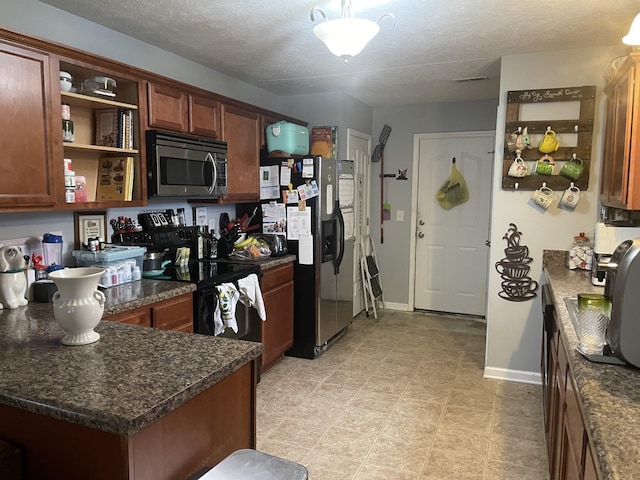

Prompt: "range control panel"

[112,226,198,250]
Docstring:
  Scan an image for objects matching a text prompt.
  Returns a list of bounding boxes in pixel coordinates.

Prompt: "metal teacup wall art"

[496,223,538,301]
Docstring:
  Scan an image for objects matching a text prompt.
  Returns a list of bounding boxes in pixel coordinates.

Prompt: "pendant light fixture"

[623,12,640,45]
[310,0,395,63]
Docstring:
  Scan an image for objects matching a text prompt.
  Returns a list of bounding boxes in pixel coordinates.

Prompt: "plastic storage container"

[265,121,309,155]
[72,246,145,287]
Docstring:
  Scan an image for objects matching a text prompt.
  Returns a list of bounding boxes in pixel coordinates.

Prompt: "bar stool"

[198,449,308,479]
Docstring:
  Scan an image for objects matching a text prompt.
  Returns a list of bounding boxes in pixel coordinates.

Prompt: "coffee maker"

[601,238,640,367]
[591,222,640,286]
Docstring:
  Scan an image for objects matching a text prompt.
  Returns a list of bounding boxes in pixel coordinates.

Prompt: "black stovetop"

[148,259,260,289]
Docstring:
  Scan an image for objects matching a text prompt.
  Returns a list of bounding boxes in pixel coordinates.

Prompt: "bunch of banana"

[233,236,260,249]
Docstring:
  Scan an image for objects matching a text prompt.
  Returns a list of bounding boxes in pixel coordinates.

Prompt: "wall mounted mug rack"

[501,85,596,191]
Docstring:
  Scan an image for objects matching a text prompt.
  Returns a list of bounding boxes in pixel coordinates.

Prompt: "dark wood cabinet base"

[0,361,257,480]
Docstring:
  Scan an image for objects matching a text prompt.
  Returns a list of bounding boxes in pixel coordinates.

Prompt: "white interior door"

[348,129,371,317]
[414,132,494,316]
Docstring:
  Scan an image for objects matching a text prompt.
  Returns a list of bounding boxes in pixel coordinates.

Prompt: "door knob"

[485,240,491,246]
[418,220,425,226]
[418,231,424,238]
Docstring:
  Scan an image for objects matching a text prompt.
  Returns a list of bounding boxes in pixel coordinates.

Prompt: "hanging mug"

[506,132,519,153]
[508,157,528,177]
[560,184,580,209]
[539,129,560,153]
[535,155,555,175]
[531,186,554,210]
[560,156,584,180]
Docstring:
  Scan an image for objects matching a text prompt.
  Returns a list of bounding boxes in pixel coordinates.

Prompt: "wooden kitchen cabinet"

[543,307,602,480]
[260,262,294,372]
[0,39,60,209]
[601,53,640,210]
[105,308,151,327]
[104,292,193,333]
[0,360,256,479]
[147,82,221,139]
[152,293,193,332]
[220,102,261,202]
[58,60,145,208]
[260,112,283,149]
[0,27,306,213]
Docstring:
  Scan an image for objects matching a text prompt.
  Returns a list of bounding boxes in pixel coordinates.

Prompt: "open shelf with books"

[58,60,145,209]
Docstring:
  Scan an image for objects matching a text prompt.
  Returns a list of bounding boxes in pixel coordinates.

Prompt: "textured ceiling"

[39,0,639,107]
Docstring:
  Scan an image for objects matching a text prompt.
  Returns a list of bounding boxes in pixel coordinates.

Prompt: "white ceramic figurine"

[0,245,29,309]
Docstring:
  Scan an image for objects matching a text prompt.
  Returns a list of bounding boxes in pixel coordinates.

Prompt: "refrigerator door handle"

[335,201,345,275]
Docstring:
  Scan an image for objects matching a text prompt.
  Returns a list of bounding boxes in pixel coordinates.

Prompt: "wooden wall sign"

[502,85,596,191]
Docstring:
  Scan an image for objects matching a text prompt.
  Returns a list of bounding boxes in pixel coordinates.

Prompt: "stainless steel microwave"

[146,130,228,197]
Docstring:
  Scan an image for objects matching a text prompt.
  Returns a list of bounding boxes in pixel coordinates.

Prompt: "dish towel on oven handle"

[214,282,240,335]
[237,273,267,321]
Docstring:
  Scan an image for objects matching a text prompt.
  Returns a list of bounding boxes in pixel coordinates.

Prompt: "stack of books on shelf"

[96,156,134,201]
[95,108,134,149]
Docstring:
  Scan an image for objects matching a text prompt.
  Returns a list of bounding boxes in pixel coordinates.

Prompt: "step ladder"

[360,234,384,318]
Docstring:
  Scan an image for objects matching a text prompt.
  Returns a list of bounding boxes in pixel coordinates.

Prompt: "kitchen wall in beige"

[485,45,626,382]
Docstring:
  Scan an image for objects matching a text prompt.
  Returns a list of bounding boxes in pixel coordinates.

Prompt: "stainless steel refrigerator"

[266,156,354,359]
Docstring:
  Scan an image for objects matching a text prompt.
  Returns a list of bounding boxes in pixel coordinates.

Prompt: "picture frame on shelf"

[74,211,107,250]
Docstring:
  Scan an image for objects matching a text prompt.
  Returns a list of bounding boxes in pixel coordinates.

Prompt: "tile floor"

[256,309,549,480]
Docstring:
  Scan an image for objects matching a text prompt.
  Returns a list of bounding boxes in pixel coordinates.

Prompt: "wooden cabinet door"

[105,307,152,327]
[260,263,294,372]
[564,374,585,480]
[600,91,619,206]
[147,82,189,133]
[549,344,564,480]
[190,94,220,139]
[260,113,282,149]
[152,293,193,333]
[220,103,260,202]
[584,442,600,480]
[0,41,59,208]
[607,68,633,208]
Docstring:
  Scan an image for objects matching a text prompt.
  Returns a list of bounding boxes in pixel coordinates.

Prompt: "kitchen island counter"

[0,288,263,479]
[544,264,640,480]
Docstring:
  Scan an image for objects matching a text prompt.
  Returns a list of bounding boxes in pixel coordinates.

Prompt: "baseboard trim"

[380,302,409,311]
[483,367,542,385]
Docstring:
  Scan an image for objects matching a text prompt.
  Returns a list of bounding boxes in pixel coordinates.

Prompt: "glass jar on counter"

[568,232,593,270]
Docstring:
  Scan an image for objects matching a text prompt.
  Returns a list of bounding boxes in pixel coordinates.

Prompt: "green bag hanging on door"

[436,158,469,209]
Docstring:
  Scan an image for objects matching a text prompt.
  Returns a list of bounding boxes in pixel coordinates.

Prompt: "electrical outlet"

[396,210,404,222]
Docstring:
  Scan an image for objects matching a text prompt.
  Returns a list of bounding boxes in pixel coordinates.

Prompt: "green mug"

[560,157,584,180]
[535,159,554,176]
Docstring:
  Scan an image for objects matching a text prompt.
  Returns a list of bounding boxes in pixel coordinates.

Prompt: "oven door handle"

[205,152,217,194]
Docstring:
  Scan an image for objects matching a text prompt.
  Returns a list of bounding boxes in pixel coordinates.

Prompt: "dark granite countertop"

[0,279,263,437]
[544,262,640,480]
[257,254,295,270]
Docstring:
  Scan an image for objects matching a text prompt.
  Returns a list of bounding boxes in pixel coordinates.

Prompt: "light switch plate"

[396,210,404,222]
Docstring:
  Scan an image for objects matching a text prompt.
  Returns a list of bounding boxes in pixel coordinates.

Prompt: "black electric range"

[113,227,262,338]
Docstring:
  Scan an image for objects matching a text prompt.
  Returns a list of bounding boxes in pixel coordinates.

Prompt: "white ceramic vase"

[49,267,106,346]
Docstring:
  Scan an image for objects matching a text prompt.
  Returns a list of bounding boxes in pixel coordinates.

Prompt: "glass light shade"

[313,18,380,61]
[623,13,640,45]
